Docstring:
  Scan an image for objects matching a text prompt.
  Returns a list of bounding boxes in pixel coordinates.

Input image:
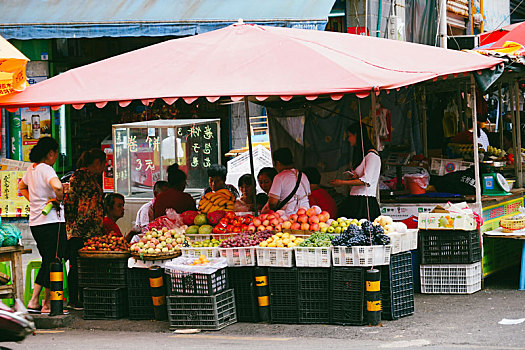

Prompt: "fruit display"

[297,232,334,247]
[249,212,285,232]
[331,220,391,247]
[130,227,187,255]
[214,211,255,233]
[190,255,210,265]
[251,206,331,233]
[185,213,214,235]
[80,234,130,252]
[259,231,304,248]
[323,217,360,234]
[487,145,506,158]
[373,215,407,234]
[190,238,222,248]
[219,230,273,248]
[198,188,235,213]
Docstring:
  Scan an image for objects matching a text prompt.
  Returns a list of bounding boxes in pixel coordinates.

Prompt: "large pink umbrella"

[0,23,502,110]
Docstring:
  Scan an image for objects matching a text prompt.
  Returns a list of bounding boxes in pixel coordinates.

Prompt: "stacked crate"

[78,258,128,319]
[380,251,415,320]
[127,268,154,320]
[330,267,366,325]
[419,217,482,294]
[165,259,236,330]
[227,267,259,322]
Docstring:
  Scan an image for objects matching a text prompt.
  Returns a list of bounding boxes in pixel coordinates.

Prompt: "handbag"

[276,171,303,211]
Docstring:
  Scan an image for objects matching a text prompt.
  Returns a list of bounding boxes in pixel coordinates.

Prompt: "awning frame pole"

[244,97,258,216]
[422,87,428,158]
[514,80,523,188]
[510,79,519,185]
[471,74,482,213]
[498,82,503,151]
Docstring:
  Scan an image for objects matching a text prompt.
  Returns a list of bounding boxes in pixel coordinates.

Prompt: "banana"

[216,188,232,197]
[213,197,228,206]
[201,201,213,213]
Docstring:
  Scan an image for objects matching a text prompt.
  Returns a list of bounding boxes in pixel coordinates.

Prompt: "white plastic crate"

[218,247,257,267]
[420,262,481,294]
[332,245,392,267]
[256,247,294,267]
[293,246,332,267]
[430,157,473,176]
[388,232,403,254]
[388,229,418,254]
[181,246,220,258]
[185,234,213,242]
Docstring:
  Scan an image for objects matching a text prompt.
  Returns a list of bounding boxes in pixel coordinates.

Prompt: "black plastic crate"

[78,258,127,288]
[167,267,228,295]
[227,267,259,322]
[381,252,415,320]
[269,268,298,323]
[167,289,237,330]
[330,267,365,325]
[83,287,128,320]
[420,229,481,264]
[298,268,330,324]
[127,268,154,320]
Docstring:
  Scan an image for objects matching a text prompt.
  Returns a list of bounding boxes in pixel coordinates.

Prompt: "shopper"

[64,148,106,310]
[201,164,239,199]
[267,148,310,216]
[18,137,66,315]
[154,163,196,218]
[234,174,256,212]
[257,167,278,194]
[134,180,169,229]
[331,123,381,220]
[302,167,338,218]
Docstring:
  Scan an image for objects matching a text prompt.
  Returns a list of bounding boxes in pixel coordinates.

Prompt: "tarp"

[0,23,503,110]
[0,0,334,40]
[0,35,28,96]
[474,21,525,59]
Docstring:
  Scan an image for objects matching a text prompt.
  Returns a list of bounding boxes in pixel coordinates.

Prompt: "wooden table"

[484,229,525,291]
[0,245,32,301]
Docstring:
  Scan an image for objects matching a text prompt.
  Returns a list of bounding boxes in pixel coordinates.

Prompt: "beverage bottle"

[32,115,41,139]
[42,202,53,215]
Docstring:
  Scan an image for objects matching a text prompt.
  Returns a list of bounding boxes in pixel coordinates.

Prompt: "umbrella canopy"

[0,23,502,110]
[0,35,29,96]
[475,21,525,59]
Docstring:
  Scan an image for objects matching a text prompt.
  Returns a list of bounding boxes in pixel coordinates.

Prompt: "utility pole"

[439,0,447,48]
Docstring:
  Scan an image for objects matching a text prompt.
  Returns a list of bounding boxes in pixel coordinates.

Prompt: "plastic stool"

[0,262,14,307]
[24,259,69,307]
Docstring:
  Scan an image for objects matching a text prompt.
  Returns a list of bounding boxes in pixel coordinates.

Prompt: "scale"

[482,172,511,196]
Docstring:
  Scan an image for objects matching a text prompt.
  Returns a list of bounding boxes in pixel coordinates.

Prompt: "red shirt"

[103,217,122,236]
[153,188,197,219]
[309,188,337,219]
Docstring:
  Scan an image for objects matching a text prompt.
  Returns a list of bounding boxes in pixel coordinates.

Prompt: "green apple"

[331,221,339,227]
[334,226,342,234]
[320,226,328,233]
[327,226,335,233]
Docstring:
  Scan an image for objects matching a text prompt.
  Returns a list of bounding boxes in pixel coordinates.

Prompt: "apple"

[319,211,330,222]
[257,225,266,232]
[248,224,256,232]
[146,234,152,240]
[327,226,335,233]
[262,220,270,226]
[320,226,328,233]
[282,221,292,229]
[176,238,183,244]
[306,208,316,217]
[278,218,284,224]
[291,222,301,230]
[253,218,262,227]
[162,247,169,253]
[289,214,298,223]
[270,218,279,226]
[267,214,276,220]
[159,236,166,242]
[308,215,320,224]
[151,232,158,238]
[137,242,144,248]
[265,226,273,231]
[147,248,155,254]
[298,215,308,224]
[155,248,162,253]
[297,208,307,216]
[166,238,173,244]
[161,241,167,247]
[259,214,268,221]
[310,223,320,231]
[162,227,168,233]
[166,243,173,249]
[274,212,280,219]
[275,224,282,232]
[300,223,310,231]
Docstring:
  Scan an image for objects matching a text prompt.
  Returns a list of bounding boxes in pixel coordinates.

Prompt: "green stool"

[24,259,69,307]
[0,262,13,307]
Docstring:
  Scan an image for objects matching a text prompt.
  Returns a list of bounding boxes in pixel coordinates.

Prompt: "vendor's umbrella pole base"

[366,268,381,326]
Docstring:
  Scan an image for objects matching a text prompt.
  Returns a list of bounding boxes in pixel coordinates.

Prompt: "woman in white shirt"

[18,137,66,314]
[331,124,381,221]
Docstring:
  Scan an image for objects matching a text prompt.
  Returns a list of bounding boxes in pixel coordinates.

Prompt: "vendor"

[135,180,169,229]
[303,167,337,218]
[154,163,196,218]
[331,123,381,220]
[257,167,278,194]
[201,164,240,199]
[234,174,256,212]
[267,148,310,215]
[450,122,490,151]
[103,193,125,236]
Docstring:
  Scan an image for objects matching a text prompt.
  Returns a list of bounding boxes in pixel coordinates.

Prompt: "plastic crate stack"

[165,258,237,330]
[127,268,154,320]
[78,257,128,319]
[380,251,415,320]
[418,214,482,294]
[227,267,259,322]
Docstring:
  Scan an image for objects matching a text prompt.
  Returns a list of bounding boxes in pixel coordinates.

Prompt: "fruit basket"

[294,246,332,267]
[78,251,131,259]
[332,245,392,267]
[218,247,257,267]
[181,246,220,259]
[130,250,181,261]
[256,247,294,267]
[500,217,525,233]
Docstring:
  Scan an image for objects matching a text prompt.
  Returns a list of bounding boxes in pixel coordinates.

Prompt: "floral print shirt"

[64,168,104,239]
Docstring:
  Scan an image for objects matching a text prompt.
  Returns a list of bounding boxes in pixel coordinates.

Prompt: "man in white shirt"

[268,148,310,216]
[135,180,169,229]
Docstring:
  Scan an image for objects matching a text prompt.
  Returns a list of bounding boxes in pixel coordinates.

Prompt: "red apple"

[289,214,298,223]
[310,223,320,231]
[319,211,330,222]
[300,223,310,231]
[262,219,270,226]
[259,214,268,221]
[253,218,262,227]
[282,221,292,229]
[275,224,282,232]
[274,212,280,219]
[265,226,273,231]
[270,218,279,226]
[278,218,284,224]
[291,222,301,230]
[298,214,309,224]
[257,225,266,232]
[309,215,320,224]
[248,224,256,232]
[297,208,306,216]
[306,208,317,217]
[267,214,276,220]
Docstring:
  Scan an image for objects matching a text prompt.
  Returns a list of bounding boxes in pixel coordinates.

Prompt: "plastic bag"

[0,224,22,247]
[165,257,228,275]
[403,173,429,189]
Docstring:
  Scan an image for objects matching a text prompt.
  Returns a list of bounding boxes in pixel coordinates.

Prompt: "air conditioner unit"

[447,35,480,50]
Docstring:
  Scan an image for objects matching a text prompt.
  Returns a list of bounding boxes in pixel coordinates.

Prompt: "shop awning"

[0,23,503,111]
[0,0,335,40]
[0,35,28,96]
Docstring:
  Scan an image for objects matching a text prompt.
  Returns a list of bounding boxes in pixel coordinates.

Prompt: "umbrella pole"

[244,97,258,216]
[471,74,482,212]
[514,80,523,188]
[498,82,503,151]
[510,80,519,186]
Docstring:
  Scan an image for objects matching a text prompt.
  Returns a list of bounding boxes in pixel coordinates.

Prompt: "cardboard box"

[418,212,476,231]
